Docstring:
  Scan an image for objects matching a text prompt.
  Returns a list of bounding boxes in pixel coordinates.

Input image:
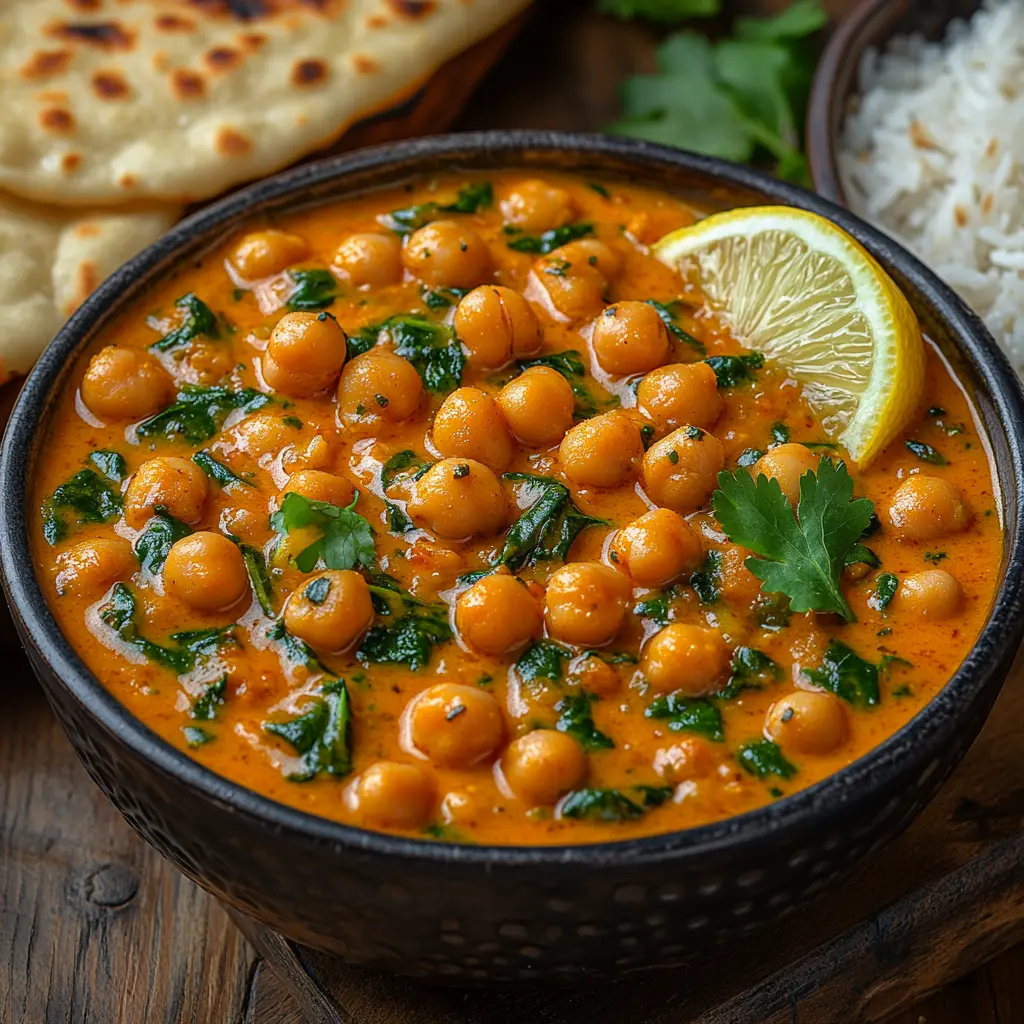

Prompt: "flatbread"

[0,194,178,383]
[0,0,533,206]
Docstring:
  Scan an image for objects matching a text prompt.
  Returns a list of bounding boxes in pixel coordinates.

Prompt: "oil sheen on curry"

[32,171,1001,845]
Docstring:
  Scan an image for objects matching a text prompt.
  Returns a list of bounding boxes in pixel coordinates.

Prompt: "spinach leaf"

[358,316,464,393]
[555,694,614,750]
[271,491,375,573]
[136,385,270,444]
[264,679,353,781]
[149,293,220,352]
[770,421,790,445]
[736,448,765,468]
[286,269,338,311]
[737,738,797,780]
[690,549,722,604]
[870,572,899,613]
[633,590,676,626]
[134,508,191,575]
[421,285,470,310]
[645,299,705,354]
[514,349,610,417]
[844,544,880,569]
[184,726,215,748]
[559,785,671,821]
[506,223,594,254]
[266,619,330,673]
[716,646,779,699]
[803,639,880,708]
[192,450,249,489]
[380,449,433,491]
[357,608,452,671]
[705,352,765,388]
[499,473,608,570]
[241,543,275,616]
[190,675,227,721]
[515,640,572,684]
[905,439,947,466]
[384,182,494,234]
[644,694,723,741]
[87,449,126,483]
[42,468,122,545]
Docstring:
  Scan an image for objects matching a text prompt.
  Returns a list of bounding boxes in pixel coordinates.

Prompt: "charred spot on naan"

[20,50,73,80]
[47,22,136,50]
[292,59,329,87]
[216,127,253,157]
[170,69,207,101]
[92,70,132,101]
[40,107,76,134]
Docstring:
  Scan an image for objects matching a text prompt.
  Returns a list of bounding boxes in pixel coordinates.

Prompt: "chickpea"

[610,508,703,588]
[719,543,762,609]
[535,252,607,321]
[500,730,586,806]
[765,690,847,756]
[231,229,308,279]
[642,426,725,513]
[557,239,623,281]
[892,569,963,620]
[408,458,506,539]
[55,537,136,597]
[653,737,713,783]
[440,788,490,828]
[641,623,728,695]
[402,220,492,289]
[123,456,209,529]
[163,532,249,613]
[559,411,643,489]
[545,562,631,647]
[283,570,374,653]
[80,346,173,421]
[456,572,542,655]
[262,310,347,398]
[404,683,505,769]
[889,475,971,542]
[281,470,354,509]
[754,444,820,505]
[637,362,723,435]
[453,286,543,369]
[183,341,234,386]
[570,654,619,696]
[337,349,423,426]
[353,761,435,829]
[333,232,402,288]
[501,179,577,233]
[496,367,575,448]
[432,387,513,472]
[590,301,671,377]
[222,412,291,461]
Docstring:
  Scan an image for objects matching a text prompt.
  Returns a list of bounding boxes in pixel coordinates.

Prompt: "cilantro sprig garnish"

[271,492,376,573]
[712,457,874,621]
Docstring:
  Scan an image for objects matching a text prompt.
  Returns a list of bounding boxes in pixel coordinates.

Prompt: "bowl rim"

[5,129,1024,869]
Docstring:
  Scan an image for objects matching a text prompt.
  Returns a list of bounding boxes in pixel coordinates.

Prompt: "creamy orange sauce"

[30,171,1001,844]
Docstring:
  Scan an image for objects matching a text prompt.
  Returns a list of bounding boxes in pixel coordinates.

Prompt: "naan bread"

[0,195,178,383]
[0,0,532,206]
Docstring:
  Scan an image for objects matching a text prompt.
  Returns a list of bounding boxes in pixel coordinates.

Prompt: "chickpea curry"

[31,171,1001,845]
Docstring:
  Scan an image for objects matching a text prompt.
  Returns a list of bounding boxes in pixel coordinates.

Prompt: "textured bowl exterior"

[4,133,1024,981]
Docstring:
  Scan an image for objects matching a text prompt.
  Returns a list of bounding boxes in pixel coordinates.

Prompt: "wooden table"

[3,2,1024,1022]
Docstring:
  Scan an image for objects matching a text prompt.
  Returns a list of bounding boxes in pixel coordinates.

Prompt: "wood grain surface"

[3,2,1024,1023]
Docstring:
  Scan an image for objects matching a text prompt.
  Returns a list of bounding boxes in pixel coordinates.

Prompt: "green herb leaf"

[87,449,127,483]
[271,491,376,573]
[358,315,464,393]
[421,285,471,310]
[134,507,191,575]
[184,726,215,748]
[690,548,723,604]
[264,679,353,781]
[803,639,880,708]
[905,439,947,466]
[770,422,790,445]
[286,269,339,311]
[506,223,595,255]
[705,352,765,388]
[380,449,433,490]
[555,694,614,750]
[192,450,249,489]
[844,544,880,570]
[716,646,779,700]
[735,0,826,40]
[633,590,674,626]
[870,572,899,613]
[136,385,270,444]
[516,639,572,684]
[644,694,723,741]
[41,468,122,545]
[712,457,875,620]
[357,608,452,671]
[737,738,796,780]
[499,473,608,570]
[149,293,220,352]
[645,299,706,354]
[190,675,227,721]
[241,543,275,616]
[559,788,644,821]
[384,182,494,235]
[266,619,330,674]
[598,0,720,22]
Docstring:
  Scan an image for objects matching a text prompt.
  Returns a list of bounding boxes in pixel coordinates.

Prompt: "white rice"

[838,0,1024,370]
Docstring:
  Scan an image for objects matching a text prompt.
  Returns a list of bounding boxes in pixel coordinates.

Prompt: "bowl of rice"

[807,0,1024,371]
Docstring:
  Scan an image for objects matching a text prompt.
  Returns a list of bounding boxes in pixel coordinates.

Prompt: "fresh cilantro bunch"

[598,0,719,21]
[713,457,875,621]
[606,0,826,184]
[271,492,376,573]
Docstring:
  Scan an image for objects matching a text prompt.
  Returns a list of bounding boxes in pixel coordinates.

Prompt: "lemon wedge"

[652,206,925,467]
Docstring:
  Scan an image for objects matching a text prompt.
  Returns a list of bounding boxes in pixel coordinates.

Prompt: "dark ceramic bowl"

[807,0,982,205]
[4,132,1024,982]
